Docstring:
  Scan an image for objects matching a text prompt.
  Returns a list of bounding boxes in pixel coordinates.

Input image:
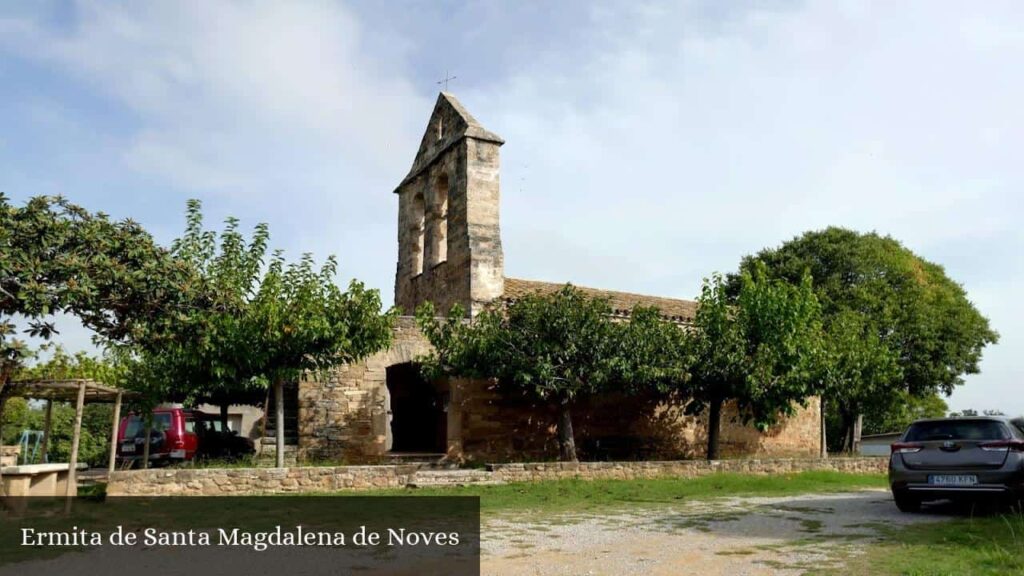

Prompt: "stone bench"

[2,463,87,497]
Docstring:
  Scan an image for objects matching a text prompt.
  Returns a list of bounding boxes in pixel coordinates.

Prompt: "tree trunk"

[275,380,285,468]
[219,402,230,436]
[65,380,87,510]
[852,414,863,454]
[840,409,854,453]
[556,399,578,462]
[142,419,152,470]
[707,397,723,461]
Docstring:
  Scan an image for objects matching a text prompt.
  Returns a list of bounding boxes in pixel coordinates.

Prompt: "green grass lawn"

[818,511,1024,576]
[362,470,889,514]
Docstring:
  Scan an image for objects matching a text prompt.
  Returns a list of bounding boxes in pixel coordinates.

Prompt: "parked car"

[889,416,1024,512]
[117,407,254,467]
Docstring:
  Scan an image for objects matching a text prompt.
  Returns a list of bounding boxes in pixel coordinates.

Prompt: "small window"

[123,413,172,437]
[425,174,448,266]
[905,420,1009,441]
[184,416,196,434]
[410,191,425,275]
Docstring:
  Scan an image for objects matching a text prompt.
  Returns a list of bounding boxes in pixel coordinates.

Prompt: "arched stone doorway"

[384,363,448,454]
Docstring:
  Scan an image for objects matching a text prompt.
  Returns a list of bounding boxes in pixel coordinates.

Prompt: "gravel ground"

[481,489,950,576]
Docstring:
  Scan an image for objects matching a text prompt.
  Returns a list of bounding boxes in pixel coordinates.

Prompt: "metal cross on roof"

[437,70,457,92]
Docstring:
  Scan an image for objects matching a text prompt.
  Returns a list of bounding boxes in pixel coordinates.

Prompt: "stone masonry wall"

[298,316,435,463]
[455,388,823,463]
[299,317,822,464]
[394,99,504,318]
[106,457,887,496]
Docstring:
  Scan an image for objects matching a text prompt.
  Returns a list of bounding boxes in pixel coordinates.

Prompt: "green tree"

[155,201,274,423]
[1,194,202,367]
[147,201,397,465]
[688,266,822,460]
[612,306,691,395]
[815,310,901,452]
[247,251,396,463]
[417,286,656,462]
[1,194,200,488]
[736,227,999,451]
[860,391,948,436]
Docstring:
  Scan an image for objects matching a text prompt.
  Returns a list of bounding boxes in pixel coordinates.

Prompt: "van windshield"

[904,419,1009,442]
[123,413,172,438]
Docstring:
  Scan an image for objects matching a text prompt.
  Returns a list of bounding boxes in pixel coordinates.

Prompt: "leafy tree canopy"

[734,227,998,450]
[1,194,202,355]
[734,227,998,397]
[612,305,690,395]
[144,200,397,409]
[0,192,203,444]
[860,391,949,436]
[689,264,822,459]
[417,286,682,462]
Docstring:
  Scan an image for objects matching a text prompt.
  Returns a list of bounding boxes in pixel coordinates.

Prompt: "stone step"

[406,469,503,488]
[255,442,299,466]
[384,452,447,465]
[256,439,299,452]
[256,456,298,467]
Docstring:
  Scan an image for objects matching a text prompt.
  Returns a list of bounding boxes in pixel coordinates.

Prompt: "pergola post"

[0,394,6,497]
[39,399,53,464]
[108,391,123,474]
[66,380,87,504]
[820,397,828,459]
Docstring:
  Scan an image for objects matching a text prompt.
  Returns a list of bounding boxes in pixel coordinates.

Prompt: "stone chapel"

[296,93,821,463]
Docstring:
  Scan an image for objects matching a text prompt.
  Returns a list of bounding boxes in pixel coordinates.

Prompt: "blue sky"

[1,1,1021,414]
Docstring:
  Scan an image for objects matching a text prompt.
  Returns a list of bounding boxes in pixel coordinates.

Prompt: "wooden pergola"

[1,379,136,497]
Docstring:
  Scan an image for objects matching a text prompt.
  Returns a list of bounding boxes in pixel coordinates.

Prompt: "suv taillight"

[891,442,923,454]
[980,440,1024,452]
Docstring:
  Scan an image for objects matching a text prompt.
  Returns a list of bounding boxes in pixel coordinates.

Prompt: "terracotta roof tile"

[502,278,697,324]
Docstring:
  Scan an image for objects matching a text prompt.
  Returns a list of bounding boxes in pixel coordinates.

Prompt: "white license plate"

[928,474,978,486]
[121,443,136,454]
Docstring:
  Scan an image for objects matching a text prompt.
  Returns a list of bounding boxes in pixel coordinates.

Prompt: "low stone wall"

[107,465,419,496]
[486,457,888,483]
[106,457,888,496]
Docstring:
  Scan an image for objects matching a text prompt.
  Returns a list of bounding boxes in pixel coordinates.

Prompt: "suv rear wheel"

[893,490,921,513]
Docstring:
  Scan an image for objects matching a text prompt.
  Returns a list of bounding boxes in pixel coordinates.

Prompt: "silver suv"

[889,417,1024,512]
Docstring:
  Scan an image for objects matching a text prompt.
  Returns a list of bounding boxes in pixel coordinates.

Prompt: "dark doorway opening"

[386,363,447,453]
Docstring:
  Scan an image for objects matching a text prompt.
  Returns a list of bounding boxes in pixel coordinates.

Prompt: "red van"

[117,407,256,467]
[117,407,201,466]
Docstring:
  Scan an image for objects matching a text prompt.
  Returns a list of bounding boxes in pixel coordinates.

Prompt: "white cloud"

[0,0,436,322]
[455,1,1023,411]
[1,1,427,194]
[1,0,1020,413]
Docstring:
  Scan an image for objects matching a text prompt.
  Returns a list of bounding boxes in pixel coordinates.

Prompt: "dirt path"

[482,490,948,575]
